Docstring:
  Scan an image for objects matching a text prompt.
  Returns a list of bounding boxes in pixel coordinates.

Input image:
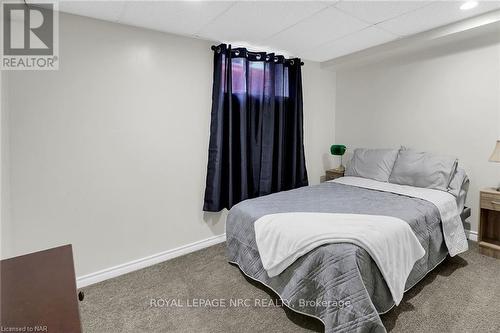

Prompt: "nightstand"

[479,188,500,259]
[325,169,344,181]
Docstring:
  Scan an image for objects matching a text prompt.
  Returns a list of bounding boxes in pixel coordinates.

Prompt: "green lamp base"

[333,165,345,173]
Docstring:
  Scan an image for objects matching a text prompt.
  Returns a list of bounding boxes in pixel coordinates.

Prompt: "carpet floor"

[80,241,500,332]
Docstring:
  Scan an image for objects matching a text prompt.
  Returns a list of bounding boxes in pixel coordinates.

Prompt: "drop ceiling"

[54,0,500,62]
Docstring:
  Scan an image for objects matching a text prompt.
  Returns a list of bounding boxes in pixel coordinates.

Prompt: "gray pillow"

[388,149,458,191]
[345,148,399,182]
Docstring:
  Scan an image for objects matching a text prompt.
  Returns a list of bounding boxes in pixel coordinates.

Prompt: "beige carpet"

[80,241,500,332]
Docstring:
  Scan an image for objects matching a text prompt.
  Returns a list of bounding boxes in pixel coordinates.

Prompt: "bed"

[225,148,470,333]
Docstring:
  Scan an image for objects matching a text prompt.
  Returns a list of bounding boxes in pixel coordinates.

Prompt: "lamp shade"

[330,144,346,156]
[489,140,500,162]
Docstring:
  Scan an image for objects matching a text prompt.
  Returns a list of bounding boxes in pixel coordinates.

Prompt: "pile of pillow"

[345,147,469,210]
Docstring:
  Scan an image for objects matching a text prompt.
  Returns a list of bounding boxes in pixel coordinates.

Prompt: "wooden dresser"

[479,188,500,259]
[0,245,82,332]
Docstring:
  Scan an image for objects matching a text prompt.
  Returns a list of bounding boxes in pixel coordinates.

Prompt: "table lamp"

[330,144,347,172]
[489,140,500,191]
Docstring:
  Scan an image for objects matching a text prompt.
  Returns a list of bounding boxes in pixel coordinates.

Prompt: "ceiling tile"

[198,1,330,44]
[55,1,500,63]
[301,26,398,61]
[267,6,369,53]
[335,0,431,24]
[378,0,500,36]
[118,1,235,37]
[58,1,125,22]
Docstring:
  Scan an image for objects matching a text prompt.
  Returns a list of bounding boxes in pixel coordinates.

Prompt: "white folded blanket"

[255,212,425,305]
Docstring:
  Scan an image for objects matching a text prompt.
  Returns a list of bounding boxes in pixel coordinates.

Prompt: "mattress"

[226,181,453,333]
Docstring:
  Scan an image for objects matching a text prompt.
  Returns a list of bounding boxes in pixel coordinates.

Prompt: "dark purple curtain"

[203,44,308,212]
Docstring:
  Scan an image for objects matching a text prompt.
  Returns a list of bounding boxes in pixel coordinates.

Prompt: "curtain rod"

[210,45,304,66]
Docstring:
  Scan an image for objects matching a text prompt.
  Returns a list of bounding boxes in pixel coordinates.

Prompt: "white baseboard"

[77,228,477,288]
[465,229,478,242]
[76,233,226,288]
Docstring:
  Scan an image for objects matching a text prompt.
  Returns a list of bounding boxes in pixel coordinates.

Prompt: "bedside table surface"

[326,169,344,174]
[480,188,500,195]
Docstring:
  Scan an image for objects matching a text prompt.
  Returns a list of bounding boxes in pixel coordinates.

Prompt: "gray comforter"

[226,181,449,333]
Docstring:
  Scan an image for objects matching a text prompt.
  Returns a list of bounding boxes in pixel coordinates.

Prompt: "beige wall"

[303,61,336,183]
[335,31,500,232]
[0,72,2,257]
[1,13,335,276]
[1,71,10,258]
